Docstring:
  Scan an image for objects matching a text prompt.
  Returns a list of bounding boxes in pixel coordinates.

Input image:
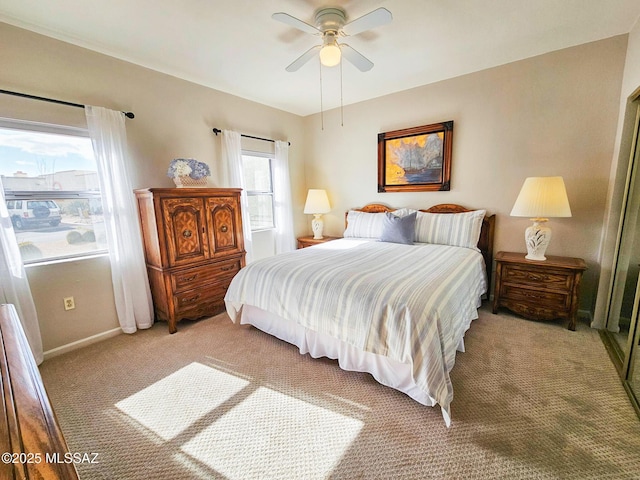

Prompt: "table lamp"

[510,176,572,261]
[304,189,331,239]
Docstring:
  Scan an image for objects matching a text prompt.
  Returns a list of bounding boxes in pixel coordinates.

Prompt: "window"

[0,122,107,264]
[242,152,274,231]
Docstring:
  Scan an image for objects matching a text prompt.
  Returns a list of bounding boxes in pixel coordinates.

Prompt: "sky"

[0,127,96,177]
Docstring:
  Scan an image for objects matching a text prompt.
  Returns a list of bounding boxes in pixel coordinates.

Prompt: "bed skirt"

[235,304,456,426]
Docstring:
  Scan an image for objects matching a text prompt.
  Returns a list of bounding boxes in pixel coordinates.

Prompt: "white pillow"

[414,210,486,250]
[391,207,418,218]
[344,210,387,239]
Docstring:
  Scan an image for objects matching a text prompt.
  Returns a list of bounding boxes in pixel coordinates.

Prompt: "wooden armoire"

[134,188,245,333]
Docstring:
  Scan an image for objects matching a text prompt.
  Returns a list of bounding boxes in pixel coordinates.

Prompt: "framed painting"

[377,121,453,192]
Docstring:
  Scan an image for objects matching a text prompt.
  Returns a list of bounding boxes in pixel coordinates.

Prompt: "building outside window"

[0,123,107,264]
[242,152,275,231]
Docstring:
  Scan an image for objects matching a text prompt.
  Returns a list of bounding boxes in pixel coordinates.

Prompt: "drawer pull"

[523,291,544,299]
[220,265,235,272]
[180,274,197,282]
[524,272,548,282]
[181,294,201,304]
[183,229,193,238]
[220,225,228,233]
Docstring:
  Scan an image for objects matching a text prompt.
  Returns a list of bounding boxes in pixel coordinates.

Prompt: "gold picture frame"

[377,121,453,192]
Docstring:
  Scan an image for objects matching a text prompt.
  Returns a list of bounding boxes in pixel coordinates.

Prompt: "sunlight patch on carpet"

[115,362,249,441]
[181,386,364,479]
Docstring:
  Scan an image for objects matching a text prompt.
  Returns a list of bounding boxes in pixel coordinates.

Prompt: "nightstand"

[492,251,587,330]
[297,236,340,249]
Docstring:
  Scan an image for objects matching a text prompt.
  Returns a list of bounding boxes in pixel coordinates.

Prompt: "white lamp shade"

[304,189,331,214]
[510,176,572,218]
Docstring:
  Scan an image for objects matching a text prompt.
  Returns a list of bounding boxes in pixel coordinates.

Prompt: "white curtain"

[85,106,153,334]
[222,130,254,263]
[273,141,296,253]
[0,178,43,364]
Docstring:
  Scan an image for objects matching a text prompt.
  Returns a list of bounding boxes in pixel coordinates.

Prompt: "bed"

[224,203,495,426]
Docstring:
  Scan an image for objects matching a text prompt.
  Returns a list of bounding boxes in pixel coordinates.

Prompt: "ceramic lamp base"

[311,214,324,239]
[524,219,551,261]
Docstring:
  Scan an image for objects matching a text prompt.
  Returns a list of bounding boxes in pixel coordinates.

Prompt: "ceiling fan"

[272,6,392,72]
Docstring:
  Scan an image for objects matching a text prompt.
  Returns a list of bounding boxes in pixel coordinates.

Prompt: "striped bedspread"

[225,238,487,420]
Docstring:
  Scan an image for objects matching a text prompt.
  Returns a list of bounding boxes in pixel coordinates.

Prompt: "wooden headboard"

[346,203,496,285]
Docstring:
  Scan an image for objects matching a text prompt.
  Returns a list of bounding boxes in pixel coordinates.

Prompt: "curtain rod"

[212,128,290,146]
[0,89,135,119]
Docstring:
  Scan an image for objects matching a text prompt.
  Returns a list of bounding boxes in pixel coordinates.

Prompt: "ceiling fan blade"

[286,45,322,72]
[272,12,320,35]
[340,44,374,72]
[342,7,392,36]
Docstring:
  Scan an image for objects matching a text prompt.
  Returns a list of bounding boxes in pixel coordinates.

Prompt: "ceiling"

[1,0,639,117]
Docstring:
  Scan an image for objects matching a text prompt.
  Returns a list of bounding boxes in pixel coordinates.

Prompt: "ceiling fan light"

[319,44,341,67]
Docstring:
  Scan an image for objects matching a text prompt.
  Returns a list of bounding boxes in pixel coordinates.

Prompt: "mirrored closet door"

[629,324,640,403]
[605,99,640,413]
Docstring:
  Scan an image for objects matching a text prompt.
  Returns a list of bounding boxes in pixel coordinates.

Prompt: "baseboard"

[43,327,122,361]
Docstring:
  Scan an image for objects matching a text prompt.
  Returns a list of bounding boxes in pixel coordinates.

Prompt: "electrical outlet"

[63,297,75,311]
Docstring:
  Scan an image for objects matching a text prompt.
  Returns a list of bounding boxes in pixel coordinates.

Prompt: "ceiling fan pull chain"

[340,59,344,127]
[319,62,324,131]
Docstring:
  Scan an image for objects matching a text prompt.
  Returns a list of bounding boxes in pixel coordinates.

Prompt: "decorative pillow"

[344,210,387,239]
[414,210,486,250]
[380,212,417,245]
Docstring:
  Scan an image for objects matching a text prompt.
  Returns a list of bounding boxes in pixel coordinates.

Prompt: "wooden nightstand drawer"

[502,264,572,290]
[498,300,563,321]
[500,284,569,309]
[297,236,340,248]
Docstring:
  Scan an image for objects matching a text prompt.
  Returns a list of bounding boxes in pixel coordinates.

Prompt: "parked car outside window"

[7,199,62,229]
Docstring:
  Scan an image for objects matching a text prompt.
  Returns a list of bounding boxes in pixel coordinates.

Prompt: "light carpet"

[39,306,640,479]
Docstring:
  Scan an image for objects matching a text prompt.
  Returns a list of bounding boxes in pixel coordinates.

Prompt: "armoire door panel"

[206,196,244,257]
[161,197,209,266]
